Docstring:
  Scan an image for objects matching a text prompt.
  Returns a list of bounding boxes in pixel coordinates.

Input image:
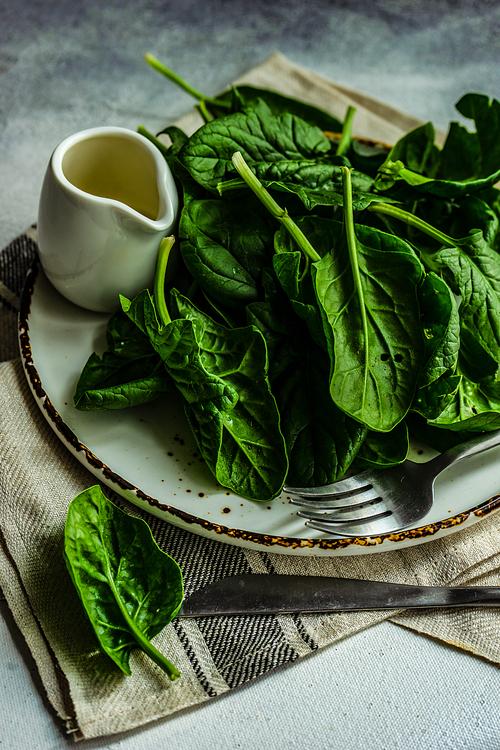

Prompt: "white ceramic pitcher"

[37,126,179,313]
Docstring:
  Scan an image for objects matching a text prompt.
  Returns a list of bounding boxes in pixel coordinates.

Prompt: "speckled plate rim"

[18,256,500,556]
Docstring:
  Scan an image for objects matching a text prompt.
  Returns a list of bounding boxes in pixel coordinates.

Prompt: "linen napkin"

[1,53,500,741]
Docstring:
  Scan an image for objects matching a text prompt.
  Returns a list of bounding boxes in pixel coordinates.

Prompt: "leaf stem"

[231,152,321,262]
[145,54,230,109]
[127,624,181,681]
[154,236,176,328]
[105,561,180,680]
[216,177,246,194]
[341,166,370,390]
[196,101,213,123]
[137,125,170,157]
[368,202,460,246]
[336,105,356,157]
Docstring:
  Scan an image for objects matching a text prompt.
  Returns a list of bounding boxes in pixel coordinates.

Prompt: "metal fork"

[285,429,500,537]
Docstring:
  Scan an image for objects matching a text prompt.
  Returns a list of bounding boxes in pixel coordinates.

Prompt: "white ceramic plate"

[19,259,500,556]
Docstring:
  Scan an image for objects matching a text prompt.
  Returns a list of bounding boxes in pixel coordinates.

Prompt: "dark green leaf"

[209,85,344,132]
[122,290,288,502]
[428,372,500,431]
[74,309,173,411]
[354,421,409,468]
[375,95,500,199]
[64,486,183,679]
[275,339,368,486]
[179,199,273,309]
[273,221,327,350]
[312,215,425,432]
[412,372,462,420]
[428,231,500,362]
[416,272,460,388]
[179,101,337,192]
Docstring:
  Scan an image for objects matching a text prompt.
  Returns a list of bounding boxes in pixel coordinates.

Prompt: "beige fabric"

[1,53,499,741]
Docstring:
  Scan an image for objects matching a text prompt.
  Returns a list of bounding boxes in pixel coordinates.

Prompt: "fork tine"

[297,500,388,524]
[284,469,374,499]
[305,513,397,536]
[289,485,381,510]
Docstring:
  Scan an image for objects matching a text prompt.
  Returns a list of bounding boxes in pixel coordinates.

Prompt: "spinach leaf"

[412,371,462,420]
[384,122,440,176]
[416,272,460,389]
[179,100,340,192]
[239,177,392,212]
[375,94,500,199]
[209,85,344,132]
[354,420,409,468]
[122,285,288,502]
[427,372,500,432]
[369,202,500,364]
[74,309,173,411]
[245,302,299,383]
[427,235,500,363]
[454,93,500,179]
[64,485,183,679]
[447,195,499,249]
[274,337,368,486]
[313,169,425,432]
[272,228,327,350]
[459,326,499,382]
[179,199,273,309]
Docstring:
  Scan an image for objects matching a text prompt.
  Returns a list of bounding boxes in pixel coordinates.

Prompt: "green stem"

[137,125,170,157]
[231,152,321,263]
[145,54,230,109]
[368,202,458,247]
[196,100,213,123]
[108,574,180,680]
[128,621,181,681]
[341,166,370,368]
[216,177,246,194]
[336,105,356,157]
[154,236,176,328]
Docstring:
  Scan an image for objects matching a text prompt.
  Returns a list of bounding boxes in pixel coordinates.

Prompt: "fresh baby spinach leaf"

[369,201,500,364]
[209,84,344,132]
[274,337,368,487]
[313,168,425,432]
[272,244,327,350]
[74,309,173,411]
[416,272,460,389]
[428,372,500,432]
[375,94,500,199]
[120,242,288,502]
[64,485,183,679]
[179,100,338,191]
[179,199,273,309]
[354,421,409,469]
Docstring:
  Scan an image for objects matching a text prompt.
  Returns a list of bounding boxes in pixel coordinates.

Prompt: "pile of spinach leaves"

[74,57,500,502]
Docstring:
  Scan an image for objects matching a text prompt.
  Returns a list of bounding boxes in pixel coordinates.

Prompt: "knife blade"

[177,574,500,617]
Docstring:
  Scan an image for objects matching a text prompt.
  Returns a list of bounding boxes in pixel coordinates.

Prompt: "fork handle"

[427,428,500,476]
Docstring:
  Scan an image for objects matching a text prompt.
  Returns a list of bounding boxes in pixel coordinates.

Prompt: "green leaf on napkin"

[63,486,183,680]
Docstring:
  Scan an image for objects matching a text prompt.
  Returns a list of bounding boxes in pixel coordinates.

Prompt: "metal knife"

[177,574,500,617]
